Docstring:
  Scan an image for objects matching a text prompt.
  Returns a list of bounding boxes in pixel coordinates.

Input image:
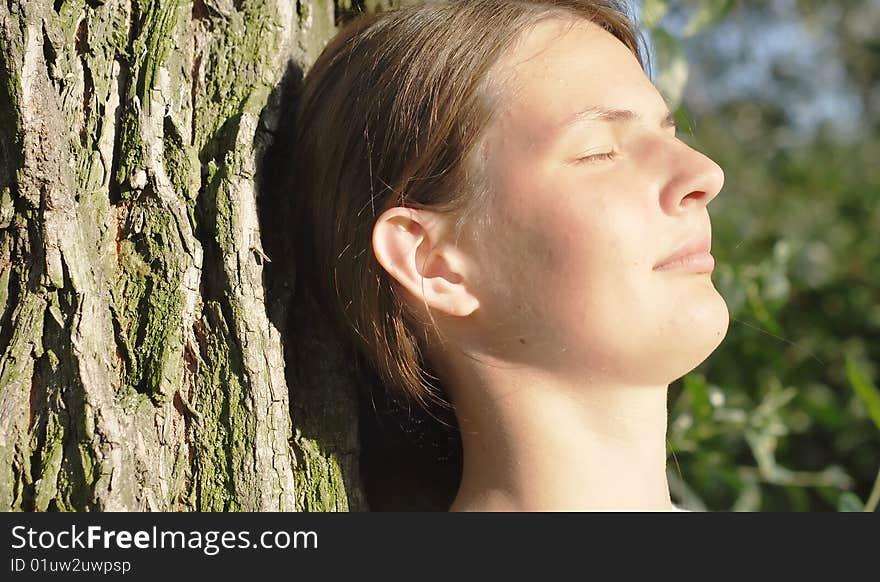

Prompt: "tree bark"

[0,0,395,512]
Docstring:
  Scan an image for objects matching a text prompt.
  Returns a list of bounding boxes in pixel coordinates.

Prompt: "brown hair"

[290,0,645,411]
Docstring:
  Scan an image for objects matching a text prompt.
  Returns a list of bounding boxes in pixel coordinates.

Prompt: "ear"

[372,207,480,318]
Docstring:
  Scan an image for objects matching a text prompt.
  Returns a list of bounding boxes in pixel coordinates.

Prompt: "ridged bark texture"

[0,0,389,512]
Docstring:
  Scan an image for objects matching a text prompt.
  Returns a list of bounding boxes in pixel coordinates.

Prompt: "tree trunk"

[0,0,396,512]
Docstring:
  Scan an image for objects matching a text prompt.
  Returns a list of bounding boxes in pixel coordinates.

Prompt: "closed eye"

[576,150,617,164]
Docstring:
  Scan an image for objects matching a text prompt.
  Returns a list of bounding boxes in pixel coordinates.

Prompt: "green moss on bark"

[189,301,254,511]
[292,433,350,511]
[113,203,184,403]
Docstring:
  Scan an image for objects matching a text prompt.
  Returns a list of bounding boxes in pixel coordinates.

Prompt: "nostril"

[683,190,708,203]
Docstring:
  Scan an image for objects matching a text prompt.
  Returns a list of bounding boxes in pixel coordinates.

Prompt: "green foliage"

[650,27,689,108]
[682,0,736,37]
[645,0,880,511]
[847,355,880,432]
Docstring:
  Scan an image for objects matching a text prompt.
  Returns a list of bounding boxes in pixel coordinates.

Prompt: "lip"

[653,234,714,273]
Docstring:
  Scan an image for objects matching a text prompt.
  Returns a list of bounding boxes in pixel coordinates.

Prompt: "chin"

[678,290,730,376]
[650,289,730,384]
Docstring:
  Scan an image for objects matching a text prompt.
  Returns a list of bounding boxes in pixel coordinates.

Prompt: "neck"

[446,364,674,511]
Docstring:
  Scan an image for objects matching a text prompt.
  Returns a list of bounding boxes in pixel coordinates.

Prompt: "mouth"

[653,233,714,273]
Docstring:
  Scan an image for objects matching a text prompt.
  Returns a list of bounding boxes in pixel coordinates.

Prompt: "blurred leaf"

[650,28,689,109]
[792,241,837,289]
[673,104,695,136]
[761,267,790,308]
[802,384,847,430]
[667,468,708,511]
[732,473,761,512]
[753,380,797,421]
[746,430,779,476]
[866,469,880,512]
[744,280,783,336]
[837,492,864,512]
[640,0,669,29]
[683,373,712,419]
[683,0,736,37]
[714,263,747,316]
[846,355,880,432]
[785,486,812,512]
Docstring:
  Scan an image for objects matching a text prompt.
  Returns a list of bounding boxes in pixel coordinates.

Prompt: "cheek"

[491,187,655,323]
[536,187,655,292]
[481,151,660,307]
[547,209,670,367]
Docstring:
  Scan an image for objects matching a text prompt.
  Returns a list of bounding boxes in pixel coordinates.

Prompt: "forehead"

[487,17,662,139]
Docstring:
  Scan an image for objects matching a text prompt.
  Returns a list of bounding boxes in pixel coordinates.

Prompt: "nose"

[659,142,725,215]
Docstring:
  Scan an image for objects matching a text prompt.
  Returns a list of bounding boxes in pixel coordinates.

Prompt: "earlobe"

[372,207,480,318]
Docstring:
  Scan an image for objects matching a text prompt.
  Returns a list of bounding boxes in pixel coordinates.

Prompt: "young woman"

[289,0,727,511]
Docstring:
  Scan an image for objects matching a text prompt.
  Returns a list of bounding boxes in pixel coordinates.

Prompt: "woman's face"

[468,18,729,385]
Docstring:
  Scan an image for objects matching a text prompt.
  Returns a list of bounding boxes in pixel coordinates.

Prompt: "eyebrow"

[561,106,677,131]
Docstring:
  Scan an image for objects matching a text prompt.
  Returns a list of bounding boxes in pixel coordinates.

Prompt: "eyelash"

[576,150,617,164]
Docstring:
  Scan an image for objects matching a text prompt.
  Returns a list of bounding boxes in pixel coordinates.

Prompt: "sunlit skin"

[372,17,728,511]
